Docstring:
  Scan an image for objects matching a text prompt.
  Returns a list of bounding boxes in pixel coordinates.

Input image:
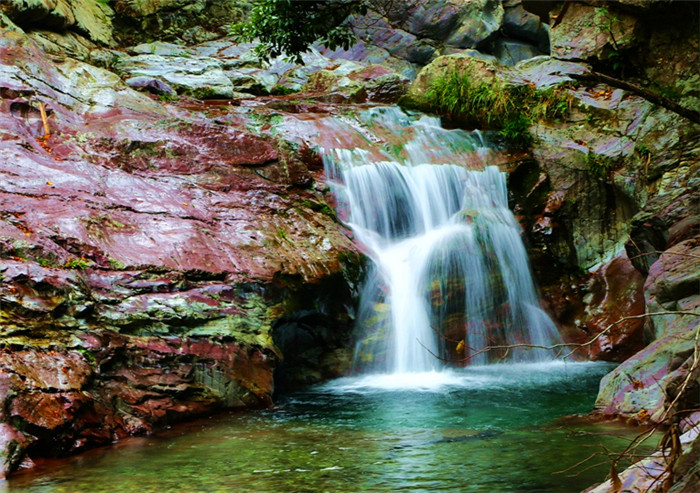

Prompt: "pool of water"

[5,362,651,493]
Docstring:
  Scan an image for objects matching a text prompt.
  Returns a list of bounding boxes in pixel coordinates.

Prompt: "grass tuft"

[416,69,575,148]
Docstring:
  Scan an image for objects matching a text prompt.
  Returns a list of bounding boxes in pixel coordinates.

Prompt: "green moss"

[81,213,133,240]
[2,240,61,268]
[108,258,126,270]
[635,142,651,157]
[158,93,179,103]
[270,85,297,96]
[77,348,96,365]
[36,256,60,268]
[299,200,338,221]
[246,112,285,133]
[586,152,617,180]
[65,257,92,270]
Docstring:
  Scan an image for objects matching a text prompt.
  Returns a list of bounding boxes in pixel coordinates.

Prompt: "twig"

[423,311,699,364]
[38,101,50,139]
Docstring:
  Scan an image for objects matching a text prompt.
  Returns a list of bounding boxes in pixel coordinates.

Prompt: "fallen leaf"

[610,463,622,492]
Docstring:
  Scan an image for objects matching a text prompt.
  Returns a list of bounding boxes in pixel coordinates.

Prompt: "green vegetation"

[635,142,651,157]
[586,152,617,180]
[78,348,96,365]
[36,256,60,268]
[108,258,127,270]
[158,93,179,103]
[65,257,92,270]
[276,227,290,242]
[650,81,684,101]
[230,0,364,63]
[300,200,337,220]
[416,69,574,148]
[500,115,533,148]
[270,85,298,96]
[592,7,637,75]
[82,213,133,241]
[246,112,285,134]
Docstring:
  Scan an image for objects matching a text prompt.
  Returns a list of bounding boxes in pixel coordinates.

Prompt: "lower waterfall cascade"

[323,107,562,374]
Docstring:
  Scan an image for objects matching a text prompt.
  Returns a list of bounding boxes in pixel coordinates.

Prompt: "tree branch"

[569,71,700,124]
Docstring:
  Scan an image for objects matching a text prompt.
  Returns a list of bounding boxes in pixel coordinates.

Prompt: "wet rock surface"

[0,15,374,476]
[407,4,698,488]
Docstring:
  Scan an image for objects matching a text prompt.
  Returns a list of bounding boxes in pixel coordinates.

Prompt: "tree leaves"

[230,0,366,64]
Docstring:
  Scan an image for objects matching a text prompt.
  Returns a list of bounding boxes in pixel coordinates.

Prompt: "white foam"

[321,361,611,394]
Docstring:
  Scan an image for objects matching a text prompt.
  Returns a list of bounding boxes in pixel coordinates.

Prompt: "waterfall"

[323,107,560,374]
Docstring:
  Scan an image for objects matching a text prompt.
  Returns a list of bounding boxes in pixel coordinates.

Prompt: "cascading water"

[323,107,561,375]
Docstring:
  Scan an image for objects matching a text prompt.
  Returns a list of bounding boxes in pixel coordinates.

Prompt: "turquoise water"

[5,362,650,493]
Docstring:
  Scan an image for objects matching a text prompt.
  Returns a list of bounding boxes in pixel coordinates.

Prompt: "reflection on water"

[6,362,652,493]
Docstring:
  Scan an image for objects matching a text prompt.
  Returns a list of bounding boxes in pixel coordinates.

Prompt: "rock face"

[343,0,549,69]
[550,2,638,62]
[0,0,114,45]
[0,16,375,478]
[406,3,698,488]
[110,0,246,45]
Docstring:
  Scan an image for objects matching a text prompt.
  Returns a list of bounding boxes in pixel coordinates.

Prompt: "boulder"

[124,76,177,96]
[0,423,28,480]
[303,64,409,104]
[550,2,638,61]
[444,0,504,49]
[407,0,464,41]
[350,12,436,65]
[583,255,645,361]
[0,0,114,45]
[502,3,549,51]
[593,315,698,424]
[645,239,700,339]
[493,38,545,66]
[115,53,235,98]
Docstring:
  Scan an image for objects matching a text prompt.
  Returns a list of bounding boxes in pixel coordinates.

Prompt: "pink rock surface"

[0,28,362,477]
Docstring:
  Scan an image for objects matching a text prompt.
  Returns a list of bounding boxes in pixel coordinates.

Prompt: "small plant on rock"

[65,257,92,270]
[586,151,616,180]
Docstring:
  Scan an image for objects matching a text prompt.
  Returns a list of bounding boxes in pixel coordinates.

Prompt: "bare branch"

[425,311,699,364]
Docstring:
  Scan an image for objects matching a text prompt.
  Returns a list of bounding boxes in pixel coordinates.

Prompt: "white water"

[323,107,560,375]
[321,361,607,394]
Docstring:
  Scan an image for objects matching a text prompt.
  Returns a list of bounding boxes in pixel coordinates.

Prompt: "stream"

[6,361,654,493]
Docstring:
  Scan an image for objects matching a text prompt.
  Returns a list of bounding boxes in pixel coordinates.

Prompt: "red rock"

[584,255,645,361]
[0,423,29,480]
[10,392,88,430]
[0,351,93,391]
